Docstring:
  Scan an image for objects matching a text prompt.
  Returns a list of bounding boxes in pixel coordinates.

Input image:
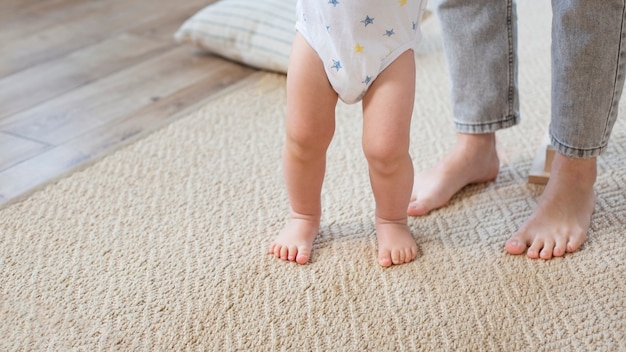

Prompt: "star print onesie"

[295,0,427,104]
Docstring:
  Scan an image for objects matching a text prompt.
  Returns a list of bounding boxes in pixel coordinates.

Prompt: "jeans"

[436,0,626,158]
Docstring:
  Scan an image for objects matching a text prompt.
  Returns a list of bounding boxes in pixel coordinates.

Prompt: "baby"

[269,0,427,266]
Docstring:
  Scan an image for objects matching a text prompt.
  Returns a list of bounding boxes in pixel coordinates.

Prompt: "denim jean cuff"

[453,114,519,134]
[550,134,606,159]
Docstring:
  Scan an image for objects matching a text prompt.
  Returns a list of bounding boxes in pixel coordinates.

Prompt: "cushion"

[174,0,296,73]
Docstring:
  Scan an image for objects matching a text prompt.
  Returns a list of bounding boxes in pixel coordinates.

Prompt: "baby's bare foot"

[506,154,596,259]
[269,215,319,265]
[408,133,499,216]
[376,218,418,267]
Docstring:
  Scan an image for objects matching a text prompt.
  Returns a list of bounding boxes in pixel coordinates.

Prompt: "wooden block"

[545,145,556,173]
[528,134,551,185]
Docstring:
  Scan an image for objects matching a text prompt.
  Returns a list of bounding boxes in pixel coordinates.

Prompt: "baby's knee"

[285,130,331,160]
[363,142,408,174]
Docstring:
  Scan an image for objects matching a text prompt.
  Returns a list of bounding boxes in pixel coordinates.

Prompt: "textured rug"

[2,2,625,351]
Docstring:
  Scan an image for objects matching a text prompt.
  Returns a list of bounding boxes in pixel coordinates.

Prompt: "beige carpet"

[2,2,625,351]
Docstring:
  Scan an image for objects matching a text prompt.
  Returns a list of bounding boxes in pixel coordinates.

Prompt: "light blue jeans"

[436,0,626,158]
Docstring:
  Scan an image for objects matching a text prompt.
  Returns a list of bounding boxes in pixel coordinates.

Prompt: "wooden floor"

[0,0,258,209]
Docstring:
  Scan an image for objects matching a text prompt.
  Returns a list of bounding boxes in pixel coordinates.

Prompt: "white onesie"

[295,0,427,104]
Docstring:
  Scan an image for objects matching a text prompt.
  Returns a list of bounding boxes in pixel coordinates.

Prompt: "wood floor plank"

[0,145,89,207]
[63,64,258,158]
[0,0,111,44]
[0,132,51,172]
[0,0,207,78]
[0,0,58,14]
[129,7,207,42]
[0,0,143,77]
[0,33,171,119]
[0,0,262,209]
[1,49,249,146]
[0,66,258,209]
[128,0,216,42]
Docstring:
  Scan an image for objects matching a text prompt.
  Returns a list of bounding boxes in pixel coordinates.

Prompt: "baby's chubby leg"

[362,50,418,267]
[268,33,339,264]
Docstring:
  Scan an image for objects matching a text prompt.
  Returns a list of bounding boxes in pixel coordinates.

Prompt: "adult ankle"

[550,153,597,186]
[456,132,496,150]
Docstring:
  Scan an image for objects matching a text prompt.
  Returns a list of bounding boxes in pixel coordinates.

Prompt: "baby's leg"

[362,50,418,267]
[268,33,338,264]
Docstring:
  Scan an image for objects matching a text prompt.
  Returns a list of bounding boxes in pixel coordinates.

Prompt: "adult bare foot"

[408,133,500,216]
[506,153,596,259]
[269,214,319,265]
[376,217,418,267]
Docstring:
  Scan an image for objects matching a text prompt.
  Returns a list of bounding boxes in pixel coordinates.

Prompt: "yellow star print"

[354,44,364,53]
[399,0,407,5]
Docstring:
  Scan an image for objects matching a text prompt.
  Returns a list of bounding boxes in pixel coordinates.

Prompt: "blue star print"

[328,0,339,7]
[384,29,395,37]
[361,16,374,27]
[362,76,372,85]
[331,60,342,71]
